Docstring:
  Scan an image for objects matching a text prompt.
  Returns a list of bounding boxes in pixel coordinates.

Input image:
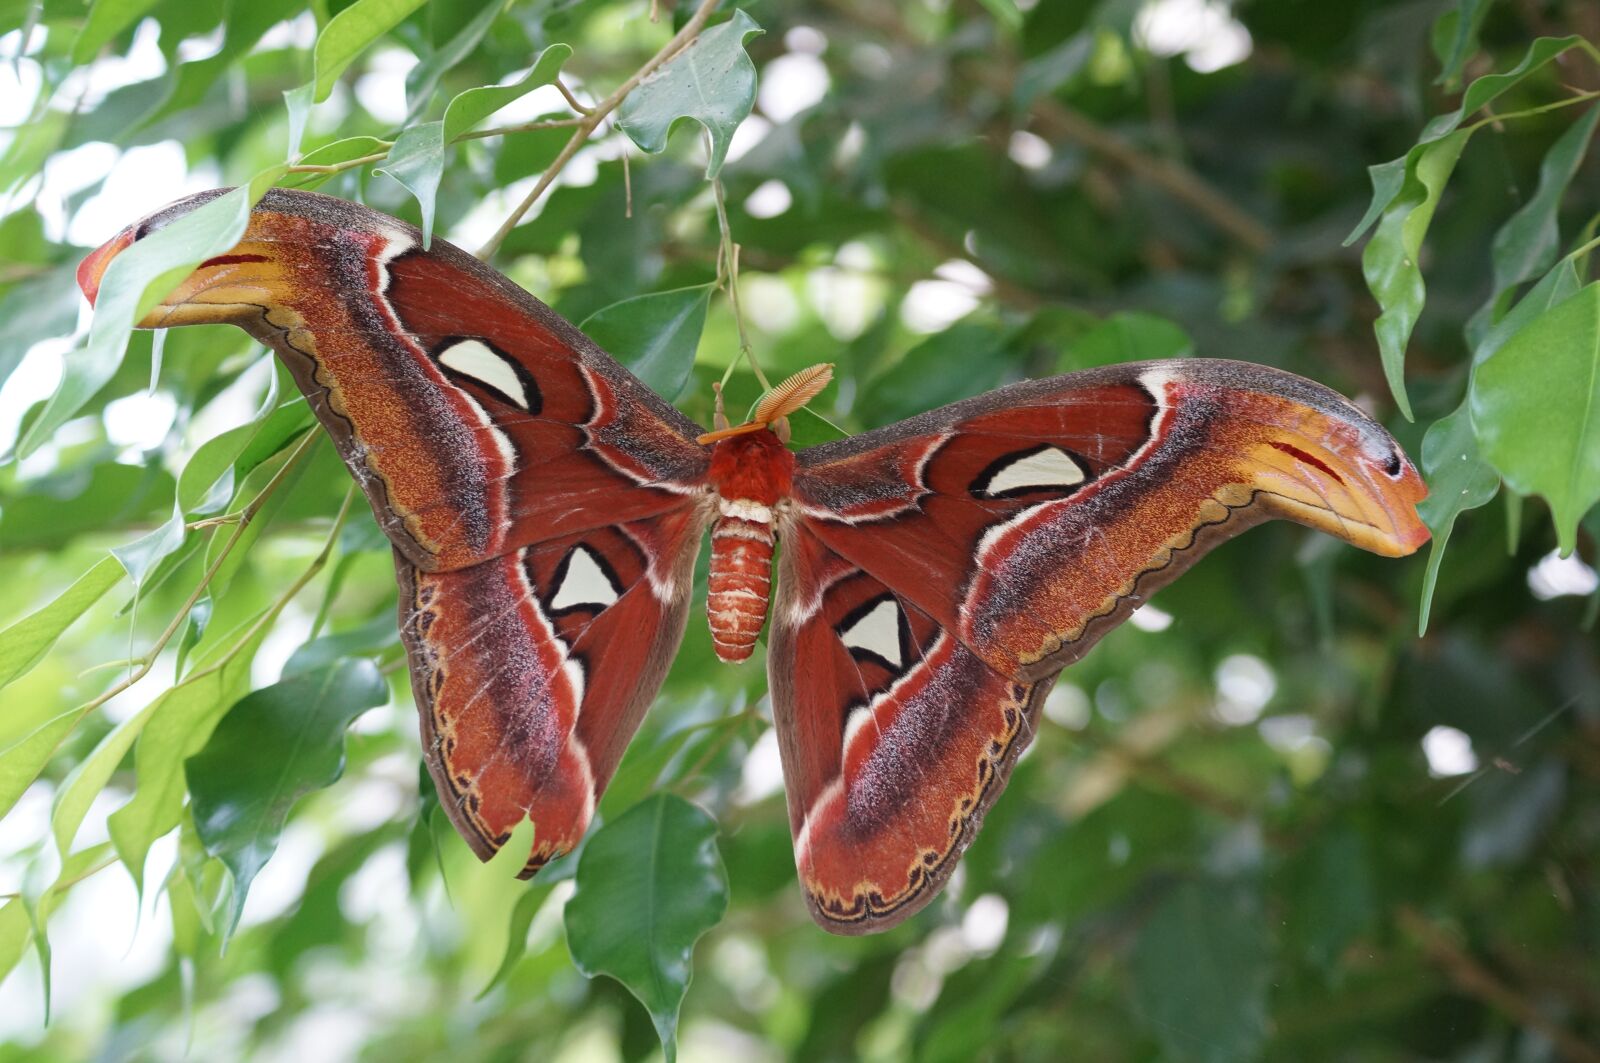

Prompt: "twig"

[1398,907,1600,1063]
[555,77,593,115]
[285,151,391,175]
[454,116,584,141]
[477,0,725,259]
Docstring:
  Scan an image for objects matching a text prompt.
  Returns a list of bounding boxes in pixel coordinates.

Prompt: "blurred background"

[1,0,1598,1059]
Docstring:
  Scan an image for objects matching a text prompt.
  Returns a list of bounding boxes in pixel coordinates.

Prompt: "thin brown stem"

[1398,907,1600,1063]
[712,176,771,390]
[477,0,724,259]
[555,77,593,115]
[454,116,584,141]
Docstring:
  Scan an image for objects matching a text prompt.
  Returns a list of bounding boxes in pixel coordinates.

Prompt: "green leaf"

[17,167,285,459]
[1132,878,1269,1063]
[404,0,510,123]
[1472,282,1600,555]
[1416,403,1500,633]
[477,882,554,998]
[187,658,387,938]
[1015,32,1094,108]
[1433,0,1492,88]
[0,706,93,821]
[284,83,314,157]
[976,0,1022,32]
[112,502,186,588]
[72,0,161,64]
[565,794,728,1063]
[1058,311,1192,371]
[1347,36,1585,245]
[1490,103,1600,296]
[441,44,572,143]
[375,122,445,249]
[0,264,84,399]
[580,284,713,400]
[0,555,124,693]
[106,609,276,889]
[1358,130,1469,421]
[312,0,428,103]
[617,10,764,178]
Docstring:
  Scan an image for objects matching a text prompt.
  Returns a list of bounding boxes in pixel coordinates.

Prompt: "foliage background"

[2,0,1599,1060]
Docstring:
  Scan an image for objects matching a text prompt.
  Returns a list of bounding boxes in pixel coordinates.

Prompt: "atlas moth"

[78,189,1429,934]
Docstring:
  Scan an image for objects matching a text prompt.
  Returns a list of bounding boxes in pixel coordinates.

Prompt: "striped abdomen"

[708,500,775,662]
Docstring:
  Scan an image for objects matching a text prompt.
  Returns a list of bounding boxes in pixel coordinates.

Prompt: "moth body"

[706,428,794,662]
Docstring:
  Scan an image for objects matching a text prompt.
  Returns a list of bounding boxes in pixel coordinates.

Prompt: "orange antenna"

[696,363,835,446]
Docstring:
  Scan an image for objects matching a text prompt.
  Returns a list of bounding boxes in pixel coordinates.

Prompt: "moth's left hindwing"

[774,359,1428,932]
[400,508,704,874]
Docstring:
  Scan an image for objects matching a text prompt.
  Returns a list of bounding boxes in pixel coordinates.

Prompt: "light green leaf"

[565,794,727,1063]
[312,0,428,103]
[1490,103,1600,295]
[0,706,93,821]
[17,167,285,459]
[284,83,314,157]
[0,555,124,693]
[1416,403,1500,634]
[71,0,161,64]
[1359,130,1469,421]
[187,659,387,938]
[112,502,186,587]
[441,44,572,143]
[1472,282,1600,555]
[477,882,554,998]
[617,10,763,178]
[580,284,714,400]
[405,0,510,122]
[375,122,445,249]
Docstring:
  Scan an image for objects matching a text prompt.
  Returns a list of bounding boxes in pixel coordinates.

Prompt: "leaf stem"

[1463,88,1600,133]
[285,151,392,175]
[711,176,770,391]
[454,116,585,141]
[476,0,725,260]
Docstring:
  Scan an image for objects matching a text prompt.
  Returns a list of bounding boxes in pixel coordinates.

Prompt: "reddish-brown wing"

[80,188,715,876]
[773,358,1428,932]
[400,509,705,874]
[92,187,711,573]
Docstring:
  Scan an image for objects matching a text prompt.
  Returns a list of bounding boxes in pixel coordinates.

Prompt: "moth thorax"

[707,500,776,663]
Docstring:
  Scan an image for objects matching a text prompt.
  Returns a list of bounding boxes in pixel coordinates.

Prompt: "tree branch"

[1398,907,1600,1063]
[476,0,725,260]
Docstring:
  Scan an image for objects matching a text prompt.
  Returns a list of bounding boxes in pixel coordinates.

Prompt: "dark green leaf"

[1490,103,1600,295]
[617,10,763,177]
[580,284,713,400]
[565,794,728,1063]
[188,659,388,938]
[1132,878,1269,1063]
[1416,403,1499,633]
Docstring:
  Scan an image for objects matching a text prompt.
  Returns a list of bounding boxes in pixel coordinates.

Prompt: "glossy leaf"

[580,284,713,400]
[617,10,763,178]
[375,122,446,249]
[1358,130,1468,420]
[565,794,728,1062]
[1416,403,1499,633]
[187,658,387,937]
[441,44,572,143]
[404,0,509,122]
[1473,282,1600,554]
